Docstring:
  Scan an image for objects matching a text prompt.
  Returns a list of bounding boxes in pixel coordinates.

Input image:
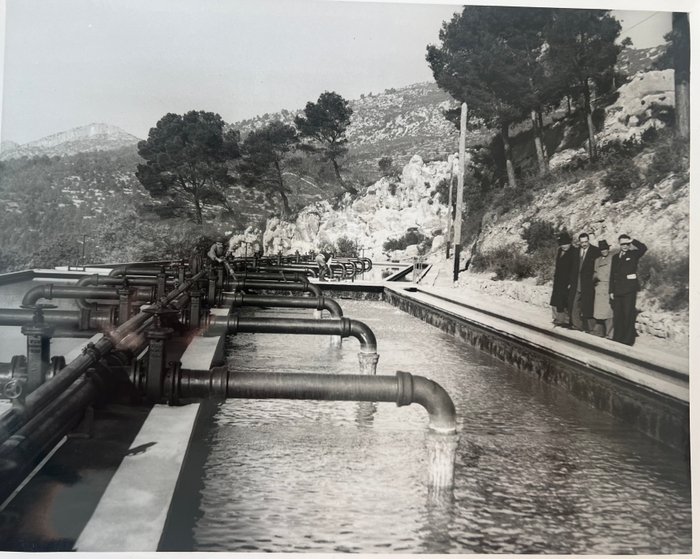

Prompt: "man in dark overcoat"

[610,235,647,346]
[568,232,601,332]
[549,232,575,327]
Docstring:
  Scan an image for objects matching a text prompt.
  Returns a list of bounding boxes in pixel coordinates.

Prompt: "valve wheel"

[4,379,23,399]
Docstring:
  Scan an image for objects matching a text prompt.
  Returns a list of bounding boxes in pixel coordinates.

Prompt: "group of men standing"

[550,232,647,346]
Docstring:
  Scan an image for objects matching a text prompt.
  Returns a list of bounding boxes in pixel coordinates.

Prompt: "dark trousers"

[612,292,637,346]
[570,291,595,332]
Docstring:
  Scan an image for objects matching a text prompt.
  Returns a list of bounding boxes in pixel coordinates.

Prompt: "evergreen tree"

[136,111,240,224]
[294,91,356,194]
[494,7,556,175]
[544,9,622,158]
[239,121,298,219]
[427,6,532,188]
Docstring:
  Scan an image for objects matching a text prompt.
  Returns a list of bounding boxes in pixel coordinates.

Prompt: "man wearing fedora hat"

[592,240,614,338]
[550,231,575,327]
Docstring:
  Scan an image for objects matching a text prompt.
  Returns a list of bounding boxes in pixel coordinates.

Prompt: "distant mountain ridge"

[0,123,141,161]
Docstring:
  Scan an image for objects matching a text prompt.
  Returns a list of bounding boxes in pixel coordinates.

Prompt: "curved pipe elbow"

[319,297,342,318]
[348,319,377,353]
[302,279,321,297]
[21,284,51,308]
[404,373,457,434]
[108,265,128,278]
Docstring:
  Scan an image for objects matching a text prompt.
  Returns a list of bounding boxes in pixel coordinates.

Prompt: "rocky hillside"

[254,68,688,340]
[260,154,456,259]
[233,81,492,187]
[0,123,141,161]
[261,70,682,255]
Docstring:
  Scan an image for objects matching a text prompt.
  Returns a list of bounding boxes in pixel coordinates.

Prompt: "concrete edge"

[74,403,201,552]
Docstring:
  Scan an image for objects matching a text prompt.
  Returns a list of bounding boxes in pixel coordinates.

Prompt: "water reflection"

[187,300,691,554]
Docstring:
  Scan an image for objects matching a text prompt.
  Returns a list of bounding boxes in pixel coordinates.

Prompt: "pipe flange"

[339,317,352,338]
[395,370,414,408]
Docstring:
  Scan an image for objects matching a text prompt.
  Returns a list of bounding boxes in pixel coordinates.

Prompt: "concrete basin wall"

[380,287,688,453]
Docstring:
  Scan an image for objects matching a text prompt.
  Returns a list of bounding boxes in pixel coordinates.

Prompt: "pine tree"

[427,6,532,188]
[544,9,622,159]
[240,121,298,219]
[136,111,240,224]
[294,92,356,195]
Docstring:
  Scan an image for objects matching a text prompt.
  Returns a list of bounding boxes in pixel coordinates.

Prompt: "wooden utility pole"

[445,165,454,259]
[452,102,467,282]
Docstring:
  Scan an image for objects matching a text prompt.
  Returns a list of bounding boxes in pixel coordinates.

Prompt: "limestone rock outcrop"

[599,69,675,146]
[261,154,458,260]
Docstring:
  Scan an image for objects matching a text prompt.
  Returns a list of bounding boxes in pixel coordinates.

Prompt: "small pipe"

[108,265,166,278]
[227,279,321,298]
[212,315,376,352]
[21,285,150,309]
[176,370,457,434]
[229,271,311,282]
[226,293,343,318]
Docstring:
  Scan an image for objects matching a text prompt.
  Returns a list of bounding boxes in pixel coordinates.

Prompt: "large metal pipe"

[0,270,205,441]
[210,315,376,352]
[75,274,164,310]
[0,308,111,330]
[21,285,150,309]
[177,370,456,434]
[76,274,165,288]
[225,293,343,318]
[108,265,168,277]
[254,266,318,277]
[228,271,311,282]
[227,279,322,298]
[0,356,125,504]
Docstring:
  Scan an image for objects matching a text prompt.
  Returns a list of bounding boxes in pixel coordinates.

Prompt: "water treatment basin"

[163,299,691,554]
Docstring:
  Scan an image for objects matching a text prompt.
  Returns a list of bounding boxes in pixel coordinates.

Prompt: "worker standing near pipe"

[207,241,226,264]
[315,252,330,282]
[208,240,234,276]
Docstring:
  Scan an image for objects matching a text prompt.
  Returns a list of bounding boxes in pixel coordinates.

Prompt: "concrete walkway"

[418,257,689,367]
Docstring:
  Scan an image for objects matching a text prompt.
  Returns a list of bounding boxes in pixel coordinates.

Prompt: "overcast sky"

[0,0,685,144]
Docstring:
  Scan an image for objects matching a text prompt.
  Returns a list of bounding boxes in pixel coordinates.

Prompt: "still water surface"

[191,300,691,554]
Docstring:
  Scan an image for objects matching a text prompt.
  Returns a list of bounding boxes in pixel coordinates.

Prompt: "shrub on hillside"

[335,236,358,257]
[378,156,396,177]
[603,159,642,202]
[645,135,690,186]
[521,219,560,253]
[638,252,689,312]
[470,244,535,281]
[383,230,430,254]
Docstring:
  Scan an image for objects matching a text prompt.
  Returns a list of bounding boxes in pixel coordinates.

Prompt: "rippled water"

[189,300,691,554]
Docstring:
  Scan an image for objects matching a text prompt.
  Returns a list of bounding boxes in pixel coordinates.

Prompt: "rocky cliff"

[256,154,457,260]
